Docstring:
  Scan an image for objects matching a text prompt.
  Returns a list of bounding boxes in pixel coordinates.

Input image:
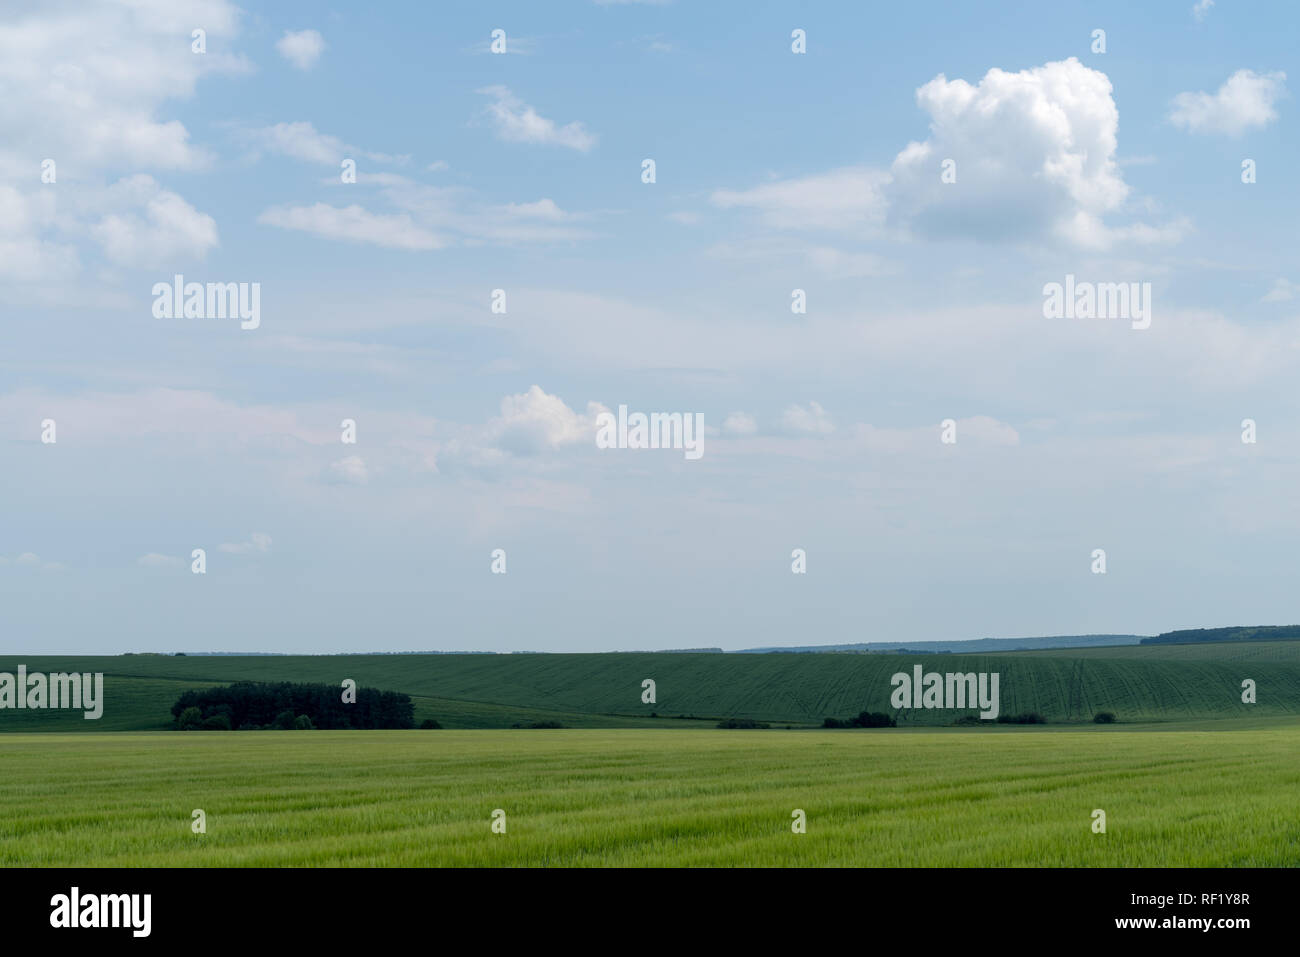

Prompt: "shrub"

[176,706,203,731]
[1093,712,1116,724]
[854,711,895,728]
[273,710,296,730]
[823,712,896,729]
[419,719,442,729]
[716,718,770,729]
[951,715,984,726]
[511,720,565,729]
[200,714,232,731]
[293,714,314,730]
[996,712,1048,724]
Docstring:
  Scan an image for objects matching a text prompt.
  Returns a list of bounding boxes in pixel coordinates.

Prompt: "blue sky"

[2,0,1298,652]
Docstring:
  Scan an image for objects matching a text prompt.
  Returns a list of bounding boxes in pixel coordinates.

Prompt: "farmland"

[2,643,1298,731]
[1,725,1297,866]
[3,643,1297,866]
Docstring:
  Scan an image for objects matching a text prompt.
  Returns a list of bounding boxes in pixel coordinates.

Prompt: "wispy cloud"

[218,533,273,555]
[476,86,598,151]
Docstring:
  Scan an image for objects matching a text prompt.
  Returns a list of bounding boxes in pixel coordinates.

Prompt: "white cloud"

[722,412,758,435]
[0,1,243,284]
[89,175,219,267]
[803,245,892,278]
[706,236,893,278]
[487,385,608,454]
[1192,0,1214,22]
[0,388,328,446]
[219,532,273,554]
[955,415,1020,446]
[1170,70,1287,135]
[848,415,1020,453]
[432,386,609,475]
[258,176,594,250]
[712,59,1172,250]
[0,0,249,174]
[1263,278,1297,302]
[493,198,569,221]
[328,455,369,485]
[712,168,889,233]
[0,186,79,280]
[276,29,325,70]
[779,401,835,436]
[138,553,183,568]
[257,202,447,250]
[889,58,1139,247]
[477,86,597,151]
[244,121,406,165]
[3,552,63,571]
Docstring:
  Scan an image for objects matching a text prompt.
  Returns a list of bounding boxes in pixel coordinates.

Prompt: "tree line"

[170,681,414,730]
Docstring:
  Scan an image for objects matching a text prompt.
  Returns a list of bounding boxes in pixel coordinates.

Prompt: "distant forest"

[1141,625,1300,645]
[171,681,414,730]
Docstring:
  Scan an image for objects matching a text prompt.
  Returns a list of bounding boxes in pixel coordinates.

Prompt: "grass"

[2,724,1298,866]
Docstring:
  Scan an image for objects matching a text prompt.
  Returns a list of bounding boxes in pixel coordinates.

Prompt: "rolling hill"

[3,642,1298,730]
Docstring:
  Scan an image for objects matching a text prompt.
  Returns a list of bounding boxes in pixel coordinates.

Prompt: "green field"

[3,644,1298,730]
[4,643,1296,866]
[2,725,1298,866]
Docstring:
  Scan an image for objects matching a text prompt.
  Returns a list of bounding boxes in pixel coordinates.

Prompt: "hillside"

[3,644,1298,730]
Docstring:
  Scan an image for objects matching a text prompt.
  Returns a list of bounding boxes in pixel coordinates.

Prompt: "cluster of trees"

[823,711,896,728]
[996,712,1047,724]
[170,681,414,731]
[716,718,771,729]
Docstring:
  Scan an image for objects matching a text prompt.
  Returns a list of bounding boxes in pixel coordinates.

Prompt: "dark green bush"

[854,711,895,728]
[1093,712,1116,724]
[716,718,771,729]
[822,711,896,728]
[419,719,442,729]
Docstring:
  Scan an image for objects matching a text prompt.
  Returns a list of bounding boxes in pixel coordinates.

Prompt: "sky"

[2,0,1298,653]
